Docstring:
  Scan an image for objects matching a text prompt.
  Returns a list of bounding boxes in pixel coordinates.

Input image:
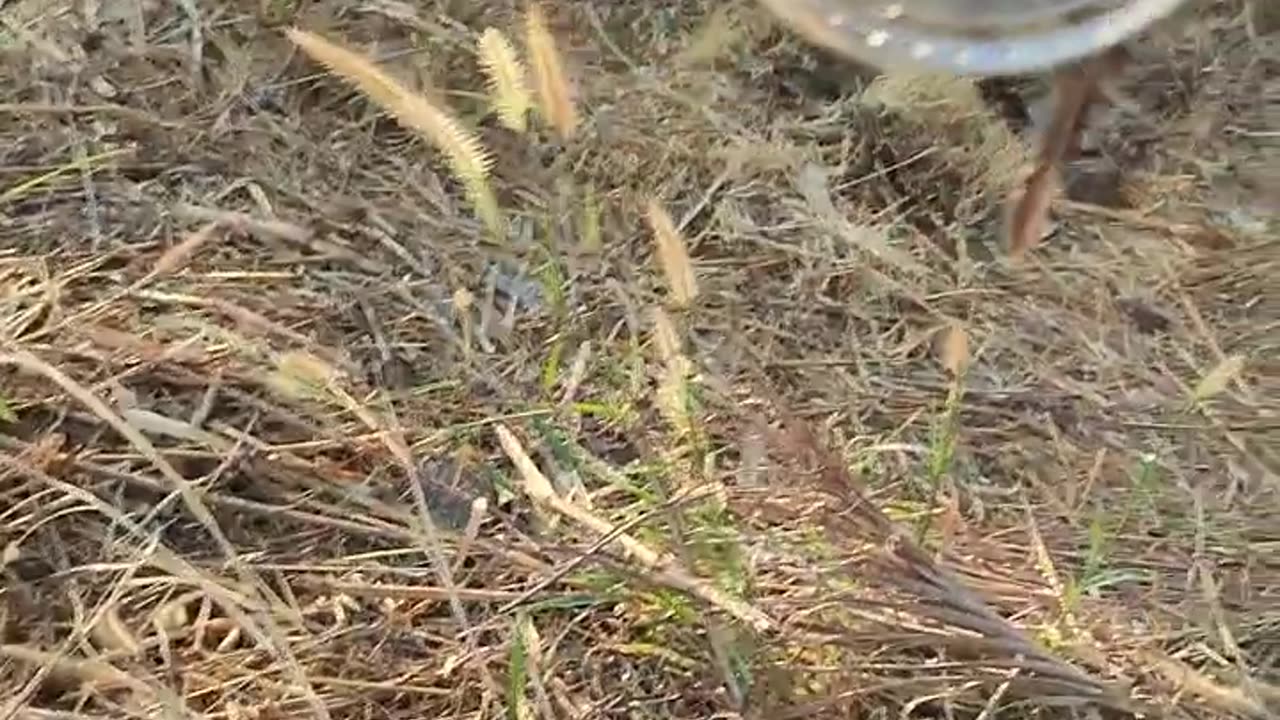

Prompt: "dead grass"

[1,0,1277,718]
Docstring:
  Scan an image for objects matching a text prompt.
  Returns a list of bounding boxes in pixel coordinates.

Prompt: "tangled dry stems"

[1,1,1277,719]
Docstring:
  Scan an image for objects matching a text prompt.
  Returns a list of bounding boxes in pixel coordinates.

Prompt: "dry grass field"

[1,1,1277,718]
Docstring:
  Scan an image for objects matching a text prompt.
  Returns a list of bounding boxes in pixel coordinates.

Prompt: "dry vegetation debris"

[1,0,1277,719]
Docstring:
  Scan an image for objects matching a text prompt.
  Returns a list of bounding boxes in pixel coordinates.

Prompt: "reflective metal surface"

[755,0,1192,75]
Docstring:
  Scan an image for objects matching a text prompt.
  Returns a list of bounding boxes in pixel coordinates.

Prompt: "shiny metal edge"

[756,0,1191,75]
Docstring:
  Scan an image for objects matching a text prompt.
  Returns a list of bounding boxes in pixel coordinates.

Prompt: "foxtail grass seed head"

[524,3,579,141]
[937,323,970,377]
[477,27,532,133]
[646,200,698,309]
[286,27,505,239]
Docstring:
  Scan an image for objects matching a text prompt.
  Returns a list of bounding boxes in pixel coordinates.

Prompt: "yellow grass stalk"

[285,27,504,240]
[524,2,578,140]
[477,27,532,133]
[646,199,698,308]
[652,307,695,440]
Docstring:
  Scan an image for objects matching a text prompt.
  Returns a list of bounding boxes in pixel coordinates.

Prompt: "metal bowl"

[754,0,1192,76]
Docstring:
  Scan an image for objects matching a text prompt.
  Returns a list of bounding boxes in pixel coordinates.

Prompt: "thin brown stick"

[1006,46,1131,259]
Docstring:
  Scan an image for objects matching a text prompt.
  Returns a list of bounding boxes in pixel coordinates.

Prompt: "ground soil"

[1,1,1277,719]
